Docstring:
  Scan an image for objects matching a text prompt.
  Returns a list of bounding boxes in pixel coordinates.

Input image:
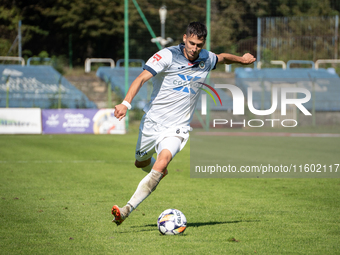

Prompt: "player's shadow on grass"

[116,220,260,234]
[187,219,259,227]
[139,219,259,229]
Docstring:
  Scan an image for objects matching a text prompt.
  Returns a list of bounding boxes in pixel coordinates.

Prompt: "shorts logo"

[136,150,148,157]
[176,129,180,134]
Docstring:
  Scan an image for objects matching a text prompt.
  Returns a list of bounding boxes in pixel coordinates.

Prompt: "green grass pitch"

[0,131,339,254]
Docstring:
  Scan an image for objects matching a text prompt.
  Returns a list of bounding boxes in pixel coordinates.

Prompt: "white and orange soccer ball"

[157,209,187,235]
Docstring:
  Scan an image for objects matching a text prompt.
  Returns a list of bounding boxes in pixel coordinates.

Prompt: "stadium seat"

[0,65,96,109]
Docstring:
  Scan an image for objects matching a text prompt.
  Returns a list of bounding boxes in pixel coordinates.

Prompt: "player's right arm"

[115,49,171,120]
[114,70,153,120]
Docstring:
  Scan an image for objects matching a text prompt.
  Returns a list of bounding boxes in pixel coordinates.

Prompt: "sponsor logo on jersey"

[177,74,201,83]
[172,75,222,106]
[173,74,201,94]
[151,54,162,65]
[173,86,196,94]
[153,54,162,61]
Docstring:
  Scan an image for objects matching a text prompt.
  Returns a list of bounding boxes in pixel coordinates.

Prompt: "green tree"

[1,0,339,67]
[0,1,47,57]
[39,0,125,63]
[127,0,206,60]
[274,0,338,16]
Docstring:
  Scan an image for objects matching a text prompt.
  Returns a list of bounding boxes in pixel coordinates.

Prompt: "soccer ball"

[157,209,187,235]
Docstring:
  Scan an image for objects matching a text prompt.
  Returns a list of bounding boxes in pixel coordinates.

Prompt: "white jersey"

[143,43,218,127]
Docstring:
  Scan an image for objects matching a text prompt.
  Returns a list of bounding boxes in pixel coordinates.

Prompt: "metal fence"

[237,15,339,66]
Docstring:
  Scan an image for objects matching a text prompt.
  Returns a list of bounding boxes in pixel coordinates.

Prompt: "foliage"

[0,0,340,65]
[0,1,48,56]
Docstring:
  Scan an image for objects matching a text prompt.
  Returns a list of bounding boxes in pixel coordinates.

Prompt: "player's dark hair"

[186,22,207,40]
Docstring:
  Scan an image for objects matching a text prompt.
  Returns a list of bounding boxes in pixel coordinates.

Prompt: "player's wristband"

[121,100,131,110]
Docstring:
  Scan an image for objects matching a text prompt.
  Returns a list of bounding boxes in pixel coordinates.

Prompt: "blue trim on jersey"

[212,55,218,70]
[143,65,157,76]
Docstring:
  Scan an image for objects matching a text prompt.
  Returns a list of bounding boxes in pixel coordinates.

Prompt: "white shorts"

[135,115,191,162]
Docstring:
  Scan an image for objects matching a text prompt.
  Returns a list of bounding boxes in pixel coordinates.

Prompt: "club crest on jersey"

[199,61,205,69]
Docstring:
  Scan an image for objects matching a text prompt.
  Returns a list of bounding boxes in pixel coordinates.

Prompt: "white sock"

[142,157,156,173]
[120,203,133,217]
[127,169,163,210]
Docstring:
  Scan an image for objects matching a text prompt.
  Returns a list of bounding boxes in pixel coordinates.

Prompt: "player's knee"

[155,157,170,171]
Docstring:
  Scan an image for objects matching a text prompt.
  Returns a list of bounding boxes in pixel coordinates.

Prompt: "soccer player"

[112,21,256,225]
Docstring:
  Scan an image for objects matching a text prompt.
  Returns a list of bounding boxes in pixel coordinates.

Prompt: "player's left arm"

[216,53,256,65]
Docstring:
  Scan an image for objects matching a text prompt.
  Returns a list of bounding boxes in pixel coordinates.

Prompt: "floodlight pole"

[58,75,62,109]
[107,80,112,109]
[206,0,211,52]
[205,0,211,131]
[18,20,22,59]
[256,17,261,69]
[335,15,339,59]
[69,34,73,69]
[159,6,167,48]
[124,0,129,131]
[6,75,10,108]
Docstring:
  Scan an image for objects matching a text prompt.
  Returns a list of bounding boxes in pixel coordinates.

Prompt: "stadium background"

[1,0,340,129]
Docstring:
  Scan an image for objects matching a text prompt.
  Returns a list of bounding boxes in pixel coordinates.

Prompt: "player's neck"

[183,48,198,62]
